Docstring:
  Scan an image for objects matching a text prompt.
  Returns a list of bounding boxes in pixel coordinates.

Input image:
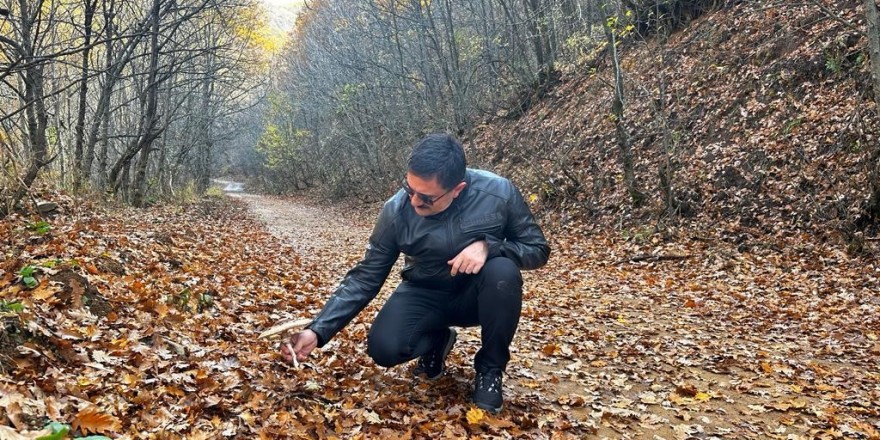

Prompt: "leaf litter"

[3,192,876,438]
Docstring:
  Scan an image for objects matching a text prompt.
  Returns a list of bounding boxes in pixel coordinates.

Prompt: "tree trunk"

[9,0,51,211]
[865,0,880,218]
[441,0,467,132]
[73,0,97,187]
[156,123,169,196]
[865,0,880,110]
[97,92,111,185]
[523,0,546,73]
[132,140,154,207]
[114,0,162,200]
[196,50,215,195]
[85,0,150,183]
[496,0,534,82]
[603,4,645,208]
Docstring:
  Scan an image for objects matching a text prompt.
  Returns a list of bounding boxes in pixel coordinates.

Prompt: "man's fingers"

[449,255,490,275]
[465,262,482,274]
[297,350,309,362]
[284,342,299,367]
[449,257,461,276]
[280,342,294,364]
[293,343,308,359]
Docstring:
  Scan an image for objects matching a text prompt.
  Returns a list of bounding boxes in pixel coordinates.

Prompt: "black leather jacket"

[308,169,550,346]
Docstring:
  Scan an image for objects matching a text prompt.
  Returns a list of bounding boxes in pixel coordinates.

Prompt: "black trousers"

[367,257,523,373]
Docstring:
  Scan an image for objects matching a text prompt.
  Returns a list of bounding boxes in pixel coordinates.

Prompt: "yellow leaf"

[790,398,808,409]
[466,407,485,425]
[695,392,711,402]
[528,194,538,203]
[239,411,255,426]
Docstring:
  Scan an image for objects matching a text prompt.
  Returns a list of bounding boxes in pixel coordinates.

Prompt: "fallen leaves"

[2,184,880,439]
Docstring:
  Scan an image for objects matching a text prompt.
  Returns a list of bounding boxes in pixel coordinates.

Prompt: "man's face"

[404,172,466,217]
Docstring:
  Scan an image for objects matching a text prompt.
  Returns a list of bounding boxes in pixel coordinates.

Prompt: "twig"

[284,342,299,369]
[617,254,694,264]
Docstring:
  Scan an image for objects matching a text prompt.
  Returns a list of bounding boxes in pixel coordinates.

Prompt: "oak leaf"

[72,408,121,435]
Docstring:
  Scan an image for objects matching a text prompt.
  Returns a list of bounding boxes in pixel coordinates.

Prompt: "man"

[281,133,549,413]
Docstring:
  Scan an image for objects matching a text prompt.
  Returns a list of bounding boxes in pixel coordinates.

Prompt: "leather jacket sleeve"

[307,201,400,347]
[483,185,549,270]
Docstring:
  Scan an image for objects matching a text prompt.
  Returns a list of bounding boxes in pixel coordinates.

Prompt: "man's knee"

[481,257,523,294]
[367,334,406,368]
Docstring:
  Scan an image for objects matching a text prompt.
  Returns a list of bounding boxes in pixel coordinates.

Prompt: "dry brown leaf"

[72,407,121,435]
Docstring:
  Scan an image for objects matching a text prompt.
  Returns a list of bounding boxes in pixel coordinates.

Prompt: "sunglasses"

[402,178,454,206]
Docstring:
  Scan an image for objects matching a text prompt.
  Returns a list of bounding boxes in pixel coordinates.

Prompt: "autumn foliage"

[1,185,880,438]
[3,0,880,438]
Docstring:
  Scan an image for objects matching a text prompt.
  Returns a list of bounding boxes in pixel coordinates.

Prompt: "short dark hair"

[407,133,466,190]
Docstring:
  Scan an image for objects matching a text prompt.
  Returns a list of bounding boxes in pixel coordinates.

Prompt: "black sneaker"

[413,328,457,379]
[473,370,503,413]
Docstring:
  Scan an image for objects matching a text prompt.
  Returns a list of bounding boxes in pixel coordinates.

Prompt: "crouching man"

[281,133,550,413]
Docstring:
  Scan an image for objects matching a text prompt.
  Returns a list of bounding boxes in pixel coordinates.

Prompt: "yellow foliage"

[375,0,431,12]
[465,407,485,424]
[232,4,284,56]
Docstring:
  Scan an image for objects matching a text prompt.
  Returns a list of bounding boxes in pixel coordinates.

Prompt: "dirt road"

[234,192,880,439]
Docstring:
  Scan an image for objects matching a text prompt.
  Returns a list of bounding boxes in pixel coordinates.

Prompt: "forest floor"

[1,193,879,439]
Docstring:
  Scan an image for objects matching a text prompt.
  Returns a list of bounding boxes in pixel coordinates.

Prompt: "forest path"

[232,192,879,439]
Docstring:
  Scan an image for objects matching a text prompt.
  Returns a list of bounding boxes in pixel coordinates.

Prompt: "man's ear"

[453,181,467,197]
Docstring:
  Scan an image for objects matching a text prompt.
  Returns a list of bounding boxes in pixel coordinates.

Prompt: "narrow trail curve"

[230,193,372,257]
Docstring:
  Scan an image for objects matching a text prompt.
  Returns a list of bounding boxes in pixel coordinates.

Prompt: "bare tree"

[72,0,99,187]
[865,0,880,219]
[0,0,53,214]
[602,1,645,207]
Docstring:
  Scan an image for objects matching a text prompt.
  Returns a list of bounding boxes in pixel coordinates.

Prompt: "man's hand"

[281,329,318,364]
[448,240,488,276]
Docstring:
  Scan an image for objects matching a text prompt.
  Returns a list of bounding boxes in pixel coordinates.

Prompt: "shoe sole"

[474,401,503,414]
[420,328,457,380]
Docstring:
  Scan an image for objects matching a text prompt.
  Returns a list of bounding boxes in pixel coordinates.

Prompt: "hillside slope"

[470,0,878,248]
